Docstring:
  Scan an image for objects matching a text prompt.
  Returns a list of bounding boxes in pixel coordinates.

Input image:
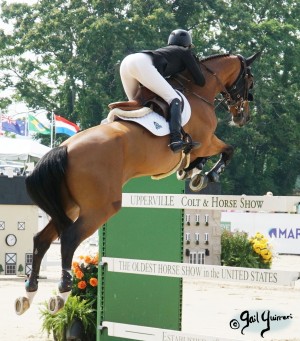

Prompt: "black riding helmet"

[167,29,193,47]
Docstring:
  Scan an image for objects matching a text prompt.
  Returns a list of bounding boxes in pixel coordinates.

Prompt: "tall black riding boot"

[168,98,184,153]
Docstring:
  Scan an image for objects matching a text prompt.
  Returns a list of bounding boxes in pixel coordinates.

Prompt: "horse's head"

[226,52,261,127]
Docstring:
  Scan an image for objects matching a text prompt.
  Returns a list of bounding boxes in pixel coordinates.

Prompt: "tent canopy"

[0,137,51,161]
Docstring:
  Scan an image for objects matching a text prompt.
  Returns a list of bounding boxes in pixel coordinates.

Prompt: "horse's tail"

[25,145,73,234]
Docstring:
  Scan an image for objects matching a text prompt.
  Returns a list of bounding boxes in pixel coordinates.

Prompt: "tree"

[199,0,300,195]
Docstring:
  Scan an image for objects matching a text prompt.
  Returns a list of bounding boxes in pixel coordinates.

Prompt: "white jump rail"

[100,322,241,341]
[101,257,300,287]
[122,193,300,212]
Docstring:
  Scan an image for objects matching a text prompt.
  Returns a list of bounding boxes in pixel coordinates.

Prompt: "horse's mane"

[199,53,231,63]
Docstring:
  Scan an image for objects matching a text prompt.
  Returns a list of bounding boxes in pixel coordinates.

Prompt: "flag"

[55,115,80,136]
[1,115,26,136]
[28,114,51,135]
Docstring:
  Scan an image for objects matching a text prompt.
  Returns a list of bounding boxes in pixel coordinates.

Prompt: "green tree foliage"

[204,0,300,195]
[0,0,299,194]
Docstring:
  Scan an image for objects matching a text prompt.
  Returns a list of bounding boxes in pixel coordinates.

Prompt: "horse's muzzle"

[230,101,250,127]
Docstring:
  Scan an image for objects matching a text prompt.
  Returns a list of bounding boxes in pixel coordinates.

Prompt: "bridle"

[199,54,254,125]
[223,55,254,123]
[172,53,255,125]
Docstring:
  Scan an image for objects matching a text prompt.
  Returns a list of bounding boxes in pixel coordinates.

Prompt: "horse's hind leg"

[15,220,58,315]
[48,210,116,313]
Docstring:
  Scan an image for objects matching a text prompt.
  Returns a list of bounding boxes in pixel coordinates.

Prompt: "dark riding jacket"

[141,45,205,87]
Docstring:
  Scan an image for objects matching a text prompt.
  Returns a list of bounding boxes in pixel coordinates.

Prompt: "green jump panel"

[97,176,184,341]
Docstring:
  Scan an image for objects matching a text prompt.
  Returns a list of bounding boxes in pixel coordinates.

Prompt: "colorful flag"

[55,115,79,136]
[1,115,26,136]
[28,114,51,135]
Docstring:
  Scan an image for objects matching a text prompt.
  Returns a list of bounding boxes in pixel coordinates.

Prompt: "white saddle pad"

[101,91,191,137]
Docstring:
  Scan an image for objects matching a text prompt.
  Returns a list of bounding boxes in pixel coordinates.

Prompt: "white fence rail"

[102,257,300,287]
[101,322,240,341]
[122,193,300,212]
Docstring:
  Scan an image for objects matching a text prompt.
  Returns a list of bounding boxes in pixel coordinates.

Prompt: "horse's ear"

[246,51,262,66]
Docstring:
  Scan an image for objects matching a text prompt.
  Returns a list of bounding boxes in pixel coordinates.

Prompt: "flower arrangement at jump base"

[249,232,273,269]
[72,253,99,301]
[40,252,99,341]
[221,230,273,269]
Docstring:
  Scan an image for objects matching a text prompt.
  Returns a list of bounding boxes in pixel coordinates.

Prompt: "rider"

[120,29,205,153]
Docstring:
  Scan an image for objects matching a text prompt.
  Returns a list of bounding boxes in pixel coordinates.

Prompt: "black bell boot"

[168,98,185,153]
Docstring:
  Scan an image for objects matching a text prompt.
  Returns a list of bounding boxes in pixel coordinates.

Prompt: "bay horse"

[15,52,260,315]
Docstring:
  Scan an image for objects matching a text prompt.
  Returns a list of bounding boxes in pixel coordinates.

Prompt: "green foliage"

[18,264,24,274]
[40,295,96,341]
[0,264,4,274]
[221,230,260,268]
[221,230,272,269]
[0,0,300,194]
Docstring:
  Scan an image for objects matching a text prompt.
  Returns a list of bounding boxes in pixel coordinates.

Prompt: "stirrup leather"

[181,130,200,154]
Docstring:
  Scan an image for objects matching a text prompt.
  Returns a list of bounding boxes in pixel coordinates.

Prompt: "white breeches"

[120,53,181,104]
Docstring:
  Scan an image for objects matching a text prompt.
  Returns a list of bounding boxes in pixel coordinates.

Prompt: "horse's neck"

[203,56,240,93]
[183,57,240,141]
[178,56,240,102]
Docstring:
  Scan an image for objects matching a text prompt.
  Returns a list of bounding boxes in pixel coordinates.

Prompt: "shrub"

[40,295,96,341]
[18,264,24,275]
[221,230,272,269]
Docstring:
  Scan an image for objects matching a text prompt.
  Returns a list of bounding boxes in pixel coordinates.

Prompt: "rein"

[174,54,252,114]
[172,74,215,107]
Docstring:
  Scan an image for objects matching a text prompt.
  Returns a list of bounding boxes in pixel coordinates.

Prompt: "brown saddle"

[108,86,169,119]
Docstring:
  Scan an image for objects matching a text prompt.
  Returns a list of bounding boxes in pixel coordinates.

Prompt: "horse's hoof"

[15,297,30,315]
[189,174,208,192]
[48,295,65,314]
[206,170,220,183]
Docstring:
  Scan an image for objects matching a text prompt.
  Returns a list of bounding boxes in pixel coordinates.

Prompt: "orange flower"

[72,261,79,269]
[78,280,87,289]
[84,255,92,264]
[79,255,84,260]
[89,277,98,287]
[92,254,99,264]
[75,270,84,279]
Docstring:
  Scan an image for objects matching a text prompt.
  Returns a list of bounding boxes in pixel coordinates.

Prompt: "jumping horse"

[15,51,260,315]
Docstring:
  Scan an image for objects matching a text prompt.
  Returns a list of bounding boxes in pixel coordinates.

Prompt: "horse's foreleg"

[15,220,58,315]
[177,157,209,180]
[189,137,234,192]
[206,145,234,183]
